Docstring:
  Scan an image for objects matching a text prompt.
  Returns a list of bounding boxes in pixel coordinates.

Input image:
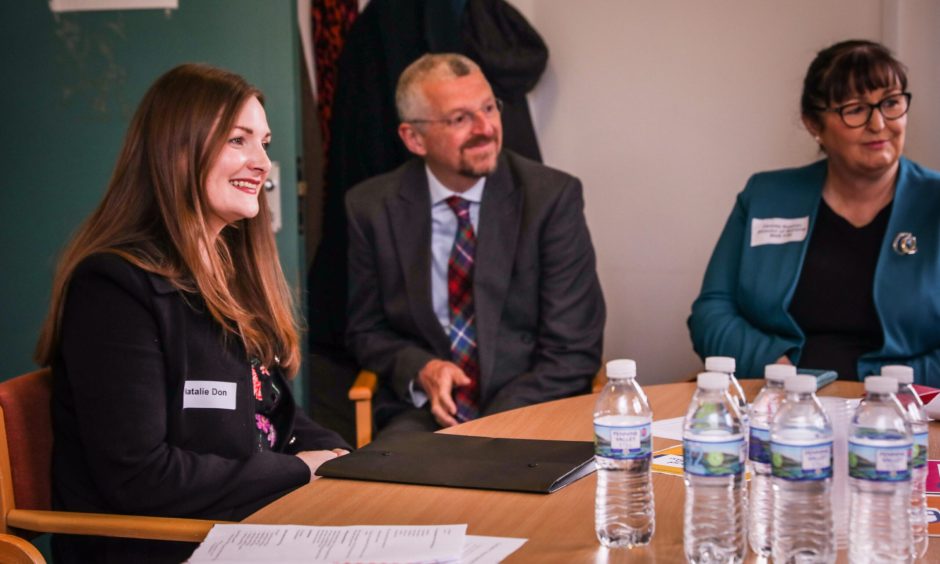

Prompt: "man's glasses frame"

[407,99,504,130]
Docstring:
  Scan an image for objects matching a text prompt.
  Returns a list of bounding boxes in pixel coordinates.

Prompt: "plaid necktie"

[445,196,480,421]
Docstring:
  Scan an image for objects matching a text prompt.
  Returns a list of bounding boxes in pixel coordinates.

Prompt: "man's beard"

[458,134,500,179]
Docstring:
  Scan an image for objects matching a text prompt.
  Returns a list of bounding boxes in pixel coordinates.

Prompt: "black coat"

[346,152,605,425]
[51,253,348,563]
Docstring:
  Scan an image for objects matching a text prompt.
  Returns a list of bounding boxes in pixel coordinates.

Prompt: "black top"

[51,254,349,564]
[251,357,283,451]
[788,199,892,379]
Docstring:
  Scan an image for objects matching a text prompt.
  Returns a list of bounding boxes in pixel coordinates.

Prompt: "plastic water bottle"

[593,359,654,547]
[770,374,834,563]
[848,376,913,564]
[747,363,796,557]
[881,365,928,559]
[704,356,748,428]
[683,372,746,563]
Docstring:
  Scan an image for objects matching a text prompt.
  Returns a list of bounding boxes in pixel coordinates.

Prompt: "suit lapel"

[475,154,522,393]
[387,161,451,356]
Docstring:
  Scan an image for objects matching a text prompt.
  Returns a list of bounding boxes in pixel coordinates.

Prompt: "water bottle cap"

[764,363,797,381]
[865,375,898,394]
[785,374,817,393]
[880,365,913,384]
[704,356,735,373]
[697,371,729,390]
[605,359,636,379]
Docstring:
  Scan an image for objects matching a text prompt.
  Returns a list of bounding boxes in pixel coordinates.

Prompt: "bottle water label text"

[770,440,832,481]
[594,419,651,460]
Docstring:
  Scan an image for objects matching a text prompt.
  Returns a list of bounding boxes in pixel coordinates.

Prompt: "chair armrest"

[348,370,377,402]
[6,509,227,543]
[591,366,606,393]
[0,533,44,564]
[348,370,377,448]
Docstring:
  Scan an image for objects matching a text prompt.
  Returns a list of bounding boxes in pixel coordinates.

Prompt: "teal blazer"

[689,157,940,385]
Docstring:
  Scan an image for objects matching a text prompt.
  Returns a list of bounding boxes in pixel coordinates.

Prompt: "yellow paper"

[652,444,751,480]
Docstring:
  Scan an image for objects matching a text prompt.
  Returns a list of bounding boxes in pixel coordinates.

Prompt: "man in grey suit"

[345,53,605,435]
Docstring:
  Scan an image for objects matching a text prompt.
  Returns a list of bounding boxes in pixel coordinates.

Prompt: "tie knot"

[445,196,472,220]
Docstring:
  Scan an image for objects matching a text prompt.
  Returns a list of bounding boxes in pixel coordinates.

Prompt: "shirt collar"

[426,165,486,205]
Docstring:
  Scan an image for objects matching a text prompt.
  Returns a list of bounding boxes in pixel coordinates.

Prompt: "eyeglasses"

[816,92,912,128]
[408,99,503,130]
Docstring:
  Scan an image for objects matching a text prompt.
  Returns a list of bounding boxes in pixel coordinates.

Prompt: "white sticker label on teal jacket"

[751,217,809,246]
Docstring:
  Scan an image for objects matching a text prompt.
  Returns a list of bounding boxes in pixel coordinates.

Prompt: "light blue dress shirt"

[408,167,485,407]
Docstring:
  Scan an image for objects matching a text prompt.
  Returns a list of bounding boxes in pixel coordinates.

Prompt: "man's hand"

[418,359,471,427]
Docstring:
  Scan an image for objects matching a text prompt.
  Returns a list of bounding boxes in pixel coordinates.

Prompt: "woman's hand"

[296,449,349,482]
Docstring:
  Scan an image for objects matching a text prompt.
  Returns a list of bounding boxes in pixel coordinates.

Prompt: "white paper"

[461,535,527,564]
[188,524,466,563]
[923,394,940,421]
[653,398,862,441]
[651,416,685,441]
[187,525,527,564]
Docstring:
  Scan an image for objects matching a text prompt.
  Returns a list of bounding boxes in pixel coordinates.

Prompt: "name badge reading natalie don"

[751,217,809,247]
[183,380,237,410]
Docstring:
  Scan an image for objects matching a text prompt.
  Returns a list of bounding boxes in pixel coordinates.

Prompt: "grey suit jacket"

[345,151,605,423]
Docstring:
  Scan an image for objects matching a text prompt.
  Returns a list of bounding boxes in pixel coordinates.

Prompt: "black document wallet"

[316,432,596,493]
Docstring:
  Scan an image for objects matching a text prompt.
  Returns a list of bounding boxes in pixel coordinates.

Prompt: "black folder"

[316,432,596,493]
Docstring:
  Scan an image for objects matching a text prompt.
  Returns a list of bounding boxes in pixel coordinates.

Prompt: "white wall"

[508,0,940,383]
[899,1,940,167]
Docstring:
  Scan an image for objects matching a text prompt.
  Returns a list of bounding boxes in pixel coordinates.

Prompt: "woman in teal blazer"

[689,40,940,386]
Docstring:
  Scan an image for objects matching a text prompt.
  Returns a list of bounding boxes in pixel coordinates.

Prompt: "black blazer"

[51,254,348,563]
[346,151,606,424]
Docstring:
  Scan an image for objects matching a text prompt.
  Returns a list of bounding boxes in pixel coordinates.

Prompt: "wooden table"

[245,380,937,563]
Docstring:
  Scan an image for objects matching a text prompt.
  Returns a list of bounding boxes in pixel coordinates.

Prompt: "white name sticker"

[611,428,642,450]
[183,380,237,410]
[750,217,809,247]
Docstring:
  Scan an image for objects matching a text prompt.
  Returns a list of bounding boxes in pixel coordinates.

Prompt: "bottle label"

[770,439,832,481]
[912,432,928,469]
[683,435,745,477]
[594,420,652,460]
[848,438,912,482]
[748,424,771,464]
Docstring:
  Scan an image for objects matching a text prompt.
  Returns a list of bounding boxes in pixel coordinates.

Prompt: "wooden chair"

[0,368,226,562]
[348,365,608,448]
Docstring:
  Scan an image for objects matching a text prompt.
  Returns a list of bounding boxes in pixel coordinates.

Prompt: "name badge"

[751,217,809,247]
[183,380,237,410]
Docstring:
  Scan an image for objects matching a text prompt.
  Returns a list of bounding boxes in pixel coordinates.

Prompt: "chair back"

[0,368,53,532]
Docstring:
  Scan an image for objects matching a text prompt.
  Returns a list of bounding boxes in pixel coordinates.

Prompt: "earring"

[813,135,821,143]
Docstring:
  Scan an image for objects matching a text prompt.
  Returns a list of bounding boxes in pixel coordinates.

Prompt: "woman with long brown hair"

[37,63,349,563]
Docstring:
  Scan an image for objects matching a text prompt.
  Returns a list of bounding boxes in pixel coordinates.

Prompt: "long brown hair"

[35,63,301,377]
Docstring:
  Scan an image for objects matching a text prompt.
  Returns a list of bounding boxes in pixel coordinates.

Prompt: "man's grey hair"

[395,53,482,122]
